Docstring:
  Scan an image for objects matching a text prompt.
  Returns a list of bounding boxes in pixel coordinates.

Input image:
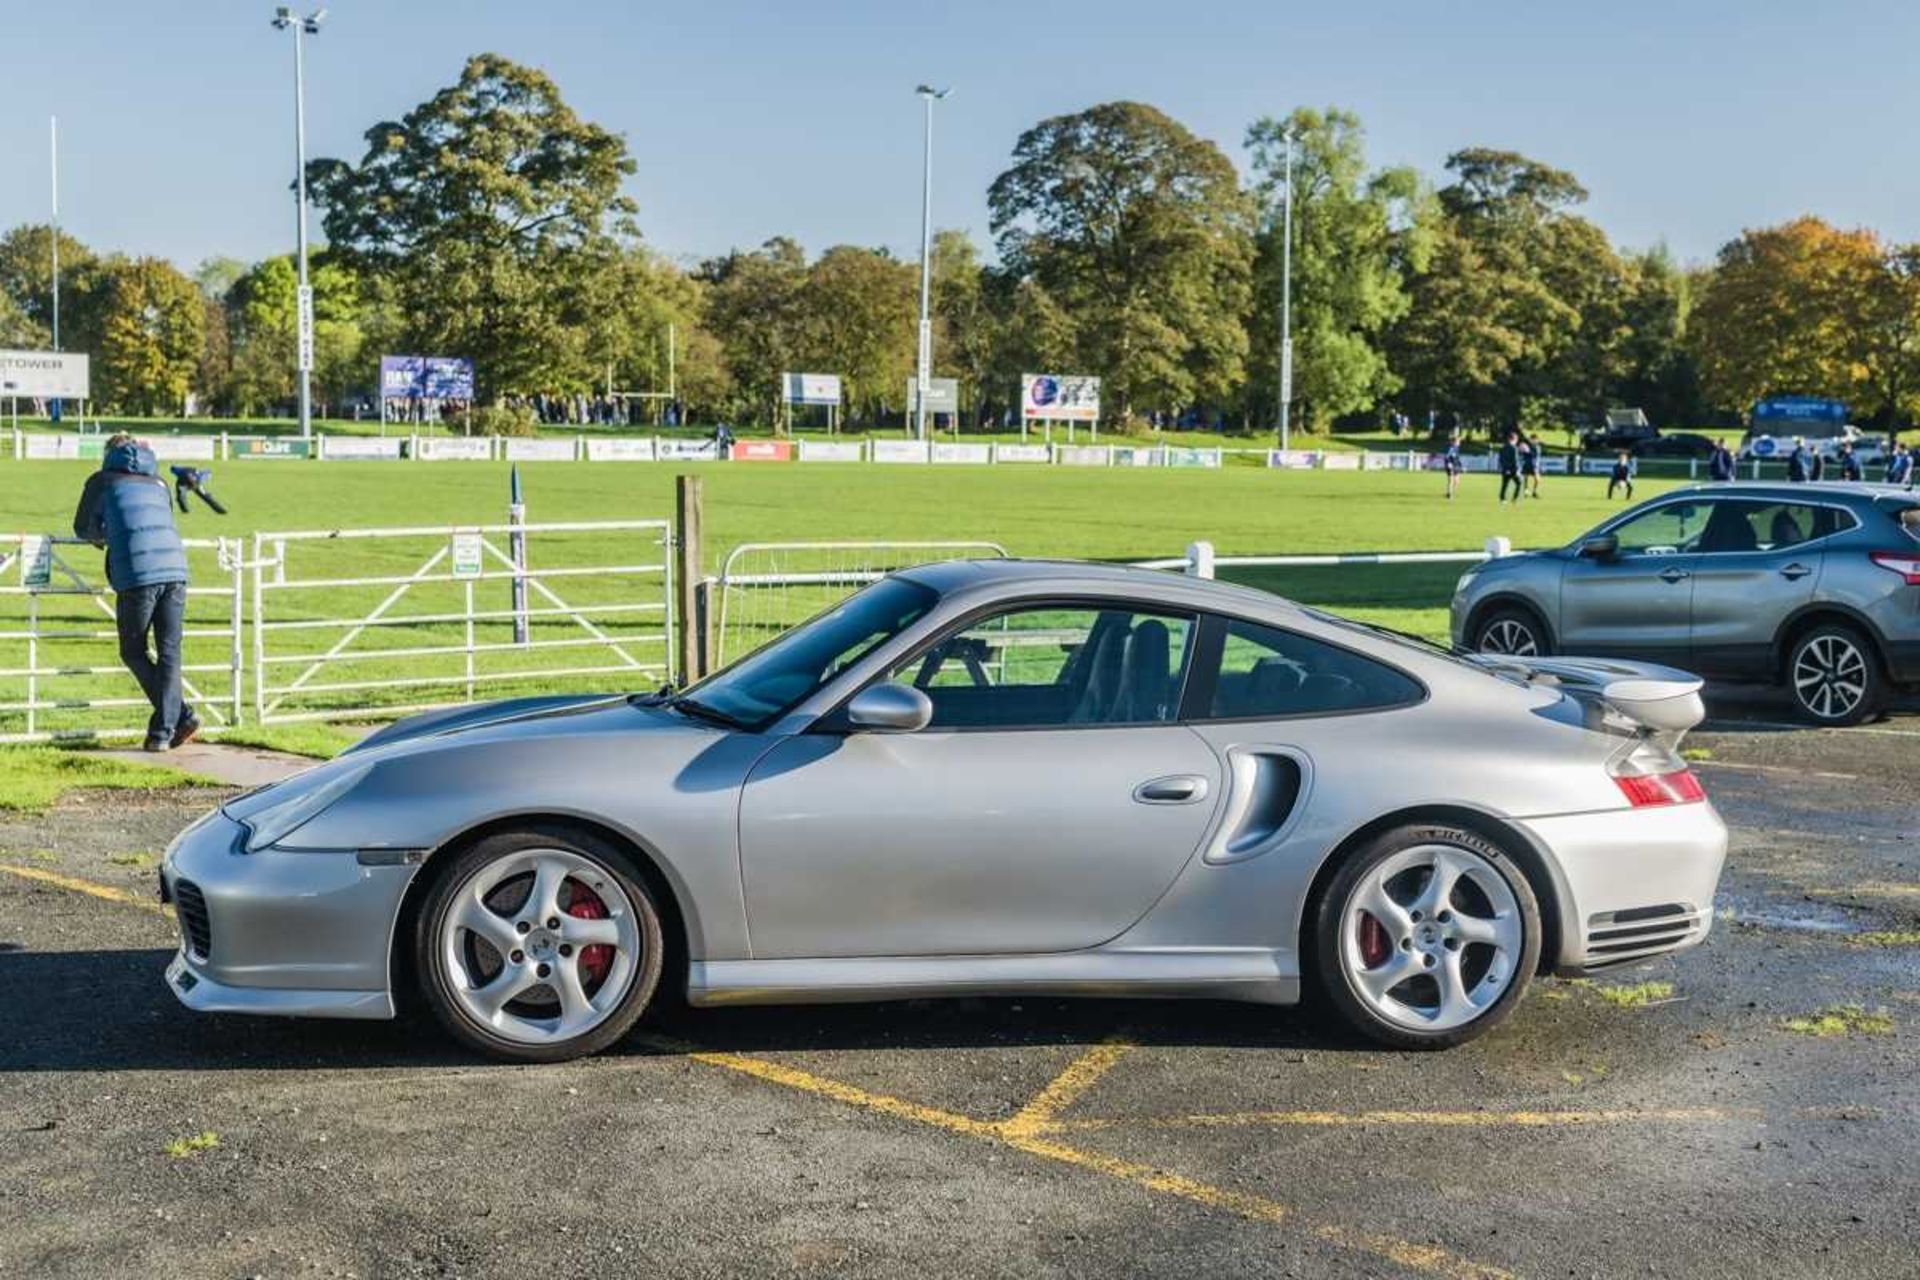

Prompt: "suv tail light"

[1869,551,1920,585]
[1614,768,1706,808]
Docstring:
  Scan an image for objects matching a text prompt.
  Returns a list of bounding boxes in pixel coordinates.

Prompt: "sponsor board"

[0,350,90,399]
[145,436,218,462]
[782,373,842,406]
[906,377,960,415]
[380,355,476,401]
[585,438,657,462]
[322,436,404,460]
[415,436,494,461]
[1055,445,1112,467]
[798,440,864,463]
[1021,373,1100,422]
[1164,446,1221,469]
[871,439,932,464]
[731,439,793,462]
[657,438,720,461]
[450,530,484,580]
[1112,446,1160,468]
[21,434,103,460]
[231,437,313,459]
[1266,449,1318,469]
[993,443,1051,464]
[931,442,991,465]
[18,535,52,589]
[503,438,577,462]
[1321,453,1362,470]
[1541,455,1571,474]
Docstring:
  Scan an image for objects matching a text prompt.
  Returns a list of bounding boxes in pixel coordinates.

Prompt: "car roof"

[897,557,1308,616]
[1662,481,1913,504]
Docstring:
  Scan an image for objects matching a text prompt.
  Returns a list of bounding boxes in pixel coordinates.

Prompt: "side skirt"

[687,948,1298,1008]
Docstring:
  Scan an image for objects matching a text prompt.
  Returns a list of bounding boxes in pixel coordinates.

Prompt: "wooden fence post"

[675,474,703,684]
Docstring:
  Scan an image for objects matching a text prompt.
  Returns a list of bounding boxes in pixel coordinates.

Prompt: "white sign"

[146,436,218,461]
[416,436,493,461]
[1321,453,1362,470]
[18,535,52,589]
[798,440,864,463]
[503,437,576,462]
[1055,445,1112,467]
[585,437,657,462]
[907,377,960,415]
[1021,373,1100,422]
[782,373,842,406]
[296,285,315,373]
[0,350,90,399]
[321,436,404,460]
[22,434,90,460]
[916,320,932,388]
[1112,446,1160,468]
[930,442,991,465]
[993,443,1051,464]
[1267,449,1319,469]
[871,440,931,464]
[1279,338,1294,407]
[657,437,720,461]
[450,530,484,580]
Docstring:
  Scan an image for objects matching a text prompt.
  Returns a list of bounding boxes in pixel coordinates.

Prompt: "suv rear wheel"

[1786,623,1885,726]
[1473,605,1551,658]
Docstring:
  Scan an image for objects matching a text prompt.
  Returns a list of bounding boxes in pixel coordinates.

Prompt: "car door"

[1557,499,1713,663]
[1687,499,1833,678]
[736,601,1223,959]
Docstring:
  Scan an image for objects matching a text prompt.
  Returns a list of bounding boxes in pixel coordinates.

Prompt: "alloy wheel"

[1792,634,1868,721]
[1479,617,1539,656]
[440,848,644,1045]
[1339,844,1523,1032]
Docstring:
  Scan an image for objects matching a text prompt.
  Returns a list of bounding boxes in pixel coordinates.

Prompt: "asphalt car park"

[1,697,1915,1280]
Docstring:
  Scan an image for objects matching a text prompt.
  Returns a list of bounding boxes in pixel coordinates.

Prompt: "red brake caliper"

[1358,913,1390,967]
[564,882,614,987]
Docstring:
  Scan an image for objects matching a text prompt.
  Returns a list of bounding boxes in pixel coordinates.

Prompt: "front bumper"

[1520,800,1728,974]
[159,809,418,1019]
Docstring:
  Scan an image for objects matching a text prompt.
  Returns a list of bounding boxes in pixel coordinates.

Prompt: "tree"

[799,246,916,423]
[988,102,1254,425]
[0,224,98,344]
[698,237,810,424]
[308,53,638,400]
[1244,108,1434,433]
[929,229,1000,424]
[93,257,204,415]
[222,254,364,415]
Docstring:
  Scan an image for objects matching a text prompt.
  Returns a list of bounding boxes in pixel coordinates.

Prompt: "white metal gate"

[0,534,245,744]
[713,540,1008,665]
[251,520,674,724]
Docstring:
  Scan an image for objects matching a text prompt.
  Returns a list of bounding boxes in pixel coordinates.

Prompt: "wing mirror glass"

[845,684,933,733]
[1579,534,1619,559]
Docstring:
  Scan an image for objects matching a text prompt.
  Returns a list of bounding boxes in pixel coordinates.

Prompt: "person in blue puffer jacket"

[71,434,198,750]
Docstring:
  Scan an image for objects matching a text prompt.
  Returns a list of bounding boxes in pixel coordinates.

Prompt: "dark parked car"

[1580,421,1661,453]
[1631,432,1720,460]
[1452,483,1920,725]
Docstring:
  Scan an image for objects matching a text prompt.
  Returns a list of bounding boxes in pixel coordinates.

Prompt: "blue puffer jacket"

[71,441,189,591]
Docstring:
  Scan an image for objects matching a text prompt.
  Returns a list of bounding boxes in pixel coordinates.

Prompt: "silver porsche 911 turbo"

[161,560,1727,1062]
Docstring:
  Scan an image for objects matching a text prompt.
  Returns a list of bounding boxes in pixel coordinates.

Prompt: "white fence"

[0,535,244,744]
[250,521,674,725]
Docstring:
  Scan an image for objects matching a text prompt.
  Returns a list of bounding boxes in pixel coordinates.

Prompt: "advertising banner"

[321,436,404,460]
[906,377,960,415]
[1164,447,1221,469]
[657,438,720,461]
[1055,445,1112,467]
[797,440,864,463]
[585,437,657,462]
[871,440,932,464]
[1266,449,1318,469]
[450,530,484,580]
[0,350,90,399]
[415,436,493,461]
[993,443,1051,464]
[1112,446,1160,468]
[782,373,843,406]
[145,436,218,462]
[232,437,313,460]
[731,439,793,462]
[21,434,102,460]
[18,535,52,589]
[930,442,991,465]
[1752,396,1845,424]
[1321,453,1362,470]
[503,438,576,462]
[380,355,476,401]
[1021,373,1100,422]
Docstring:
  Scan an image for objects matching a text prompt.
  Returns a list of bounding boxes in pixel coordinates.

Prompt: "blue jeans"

[116,582,190,742]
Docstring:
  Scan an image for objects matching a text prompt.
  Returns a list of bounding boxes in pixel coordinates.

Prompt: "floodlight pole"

[49,117,59,352]
[913,86,949,442]
[274,8,325,440]
[1277,125,1295,453]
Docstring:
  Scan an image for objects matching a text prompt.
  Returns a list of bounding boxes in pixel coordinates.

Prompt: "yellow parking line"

[1002,1038,1133,1137]
[1042,1106,1732,1133]
[0,863,173,918]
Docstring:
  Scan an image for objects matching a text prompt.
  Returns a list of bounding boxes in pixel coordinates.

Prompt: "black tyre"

[1786,624,1885,727]
[416,825,664,1063]
[1311,824,1542,1050]
[1472,605,1551,657]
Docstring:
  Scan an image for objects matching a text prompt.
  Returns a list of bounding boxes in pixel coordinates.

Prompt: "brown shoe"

[170,715,202,749]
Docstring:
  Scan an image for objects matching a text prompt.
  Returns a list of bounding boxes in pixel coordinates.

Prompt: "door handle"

[1780,563,1812,580]
[1133,774,1209,805]
[1658,567,1691,583]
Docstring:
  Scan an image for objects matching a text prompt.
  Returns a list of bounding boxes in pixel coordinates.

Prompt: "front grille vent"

[173,880,212,960]
[1584,902,1702,967]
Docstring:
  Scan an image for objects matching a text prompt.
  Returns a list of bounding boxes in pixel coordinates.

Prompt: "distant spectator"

[1608,450,1636,501]
[1441,432,1463,501]
[1708,440,1735,481]
[1498,431,1522,503]
[1838,441,1864,482]
[1810,449,1827,483]
[1523,432,1544,498]
[1787,438,1812,483]
[1887,441,1914,487]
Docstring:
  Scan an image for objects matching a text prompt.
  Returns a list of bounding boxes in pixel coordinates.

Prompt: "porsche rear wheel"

[1312,824,1541,1049]
[417,826,663,1063]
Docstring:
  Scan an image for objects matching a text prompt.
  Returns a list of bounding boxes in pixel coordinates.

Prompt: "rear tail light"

[1869,551,1920,585]
[1614,768,1706,808]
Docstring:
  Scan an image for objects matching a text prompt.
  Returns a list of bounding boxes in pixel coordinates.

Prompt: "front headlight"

[228,764,370,852]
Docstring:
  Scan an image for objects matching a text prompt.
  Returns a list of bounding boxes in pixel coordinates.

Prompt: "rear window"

[1205,619,1423,719]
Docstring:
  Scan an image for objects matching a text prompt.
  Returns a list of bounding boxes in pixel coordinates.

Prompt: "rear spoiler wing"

[1468,654,1705,736]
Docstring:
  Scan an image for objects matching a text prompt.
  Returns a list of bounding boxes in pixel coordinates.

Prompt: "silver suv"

[1451,482,1920,725]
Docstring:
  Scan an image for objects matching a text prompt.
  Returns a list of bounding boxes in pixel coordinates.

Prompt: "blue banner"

[1752,396,1846,423]
[380,355,475,400]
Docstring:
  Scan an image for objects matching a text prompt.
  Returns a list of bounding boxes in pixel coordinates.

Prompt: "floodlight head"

[916,85,951,100]
[306,7,327,28]
[272,5,292,28]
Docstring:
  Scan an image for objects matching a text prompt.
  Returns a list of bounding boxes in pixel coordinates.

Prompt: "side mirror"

[845,684,933,733]
[1579,534,1619,559]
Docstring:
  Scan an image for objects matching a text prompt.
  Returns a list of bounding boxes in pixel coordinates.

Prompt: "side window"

[1611,502,1712,556]
[891,604,1194,729]
[1697,501,1850,554]
[1204,618,1422,719]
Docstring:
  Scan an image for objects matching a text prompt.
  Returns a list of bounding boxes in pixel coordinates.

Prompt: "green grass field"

[1,459,1684,744]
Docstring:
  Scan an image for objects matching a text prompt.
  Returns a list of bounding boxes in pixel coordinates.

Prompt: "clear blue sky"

[3,0,1916,273]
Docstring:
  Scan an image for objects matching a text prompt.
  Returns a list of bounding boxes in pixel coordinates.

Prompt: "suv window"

[1610,501,1713,555]
[891,603,1195,729]
[1203,618,1422,719]
[1697,500,1850,553]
